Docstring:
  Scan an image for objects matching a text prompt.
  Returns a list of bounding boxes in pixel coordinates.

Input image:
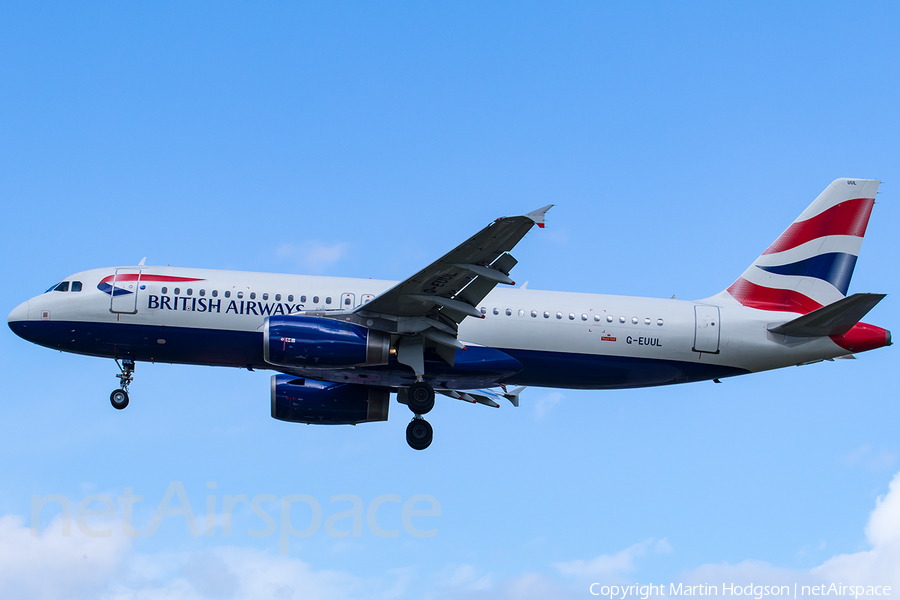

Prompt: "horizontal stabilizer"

[768,293,886,337]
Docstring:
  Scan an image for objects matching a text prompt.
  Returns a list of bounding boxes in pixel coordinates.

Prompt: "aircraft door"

[110,268,142,314]
[692,305,720,354]
[340,293,355,309]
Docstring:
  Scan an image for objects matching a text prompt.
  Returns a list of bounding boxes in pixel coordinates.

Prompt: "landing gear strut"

[405,381,435,450]
[111,357,134,410]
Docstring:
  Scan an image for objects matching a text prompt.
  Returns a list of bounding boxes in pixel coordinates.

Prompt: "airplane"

[7,178,891,450]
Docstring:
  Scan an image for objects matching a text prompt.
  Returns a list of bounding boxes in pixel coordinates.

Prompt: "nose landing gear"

[405,381,435,450]
[111,357,134,410]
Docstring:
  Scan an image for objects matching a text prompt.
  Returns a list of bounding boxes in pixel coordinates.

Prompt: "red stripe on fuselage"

[726,278,823,314]
[763,198,874,255]
[99,274,205,284]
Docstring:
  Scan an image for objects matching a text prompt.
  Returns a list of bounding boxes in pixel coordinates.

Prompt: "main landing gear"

[405,381,435,450]
[110,357,134,410]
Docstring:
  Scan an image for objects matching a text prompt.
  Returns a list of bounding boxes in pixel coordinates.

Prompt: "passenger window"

[237,292,244,299]
[71,281,83,292]
[344,297,351,306]
[186,289,193,296]
[263,293,269,301]
[556,312,562,319]
[619,316,625,323]
[225,291,231,298]
[161,286,168,294]
[657,318,664,326]
[544,311,550,318]
[581,314,587,321]
[326,297,332,305]
[568,313,575,320]
[632,317,638,324]
[607,315,613,323]
[313,296,320,303]
[300,295,306,302]
[493,308,499,315]
[645,317,651,325]
[531,310,537,318]
[275,294,281,301]
[54,281,69,292]
[199,289,205,296]
[174,288,180,295]
[212,290,218,297]
[505,309,512,316]
[250,292,256,300]
[518,309,525,317]
[480,307,487,315]
[288,295,294,302]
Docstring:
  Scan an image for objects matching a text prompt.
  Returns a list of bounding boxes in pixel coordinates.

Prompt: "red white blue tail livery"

[725,178,878,313]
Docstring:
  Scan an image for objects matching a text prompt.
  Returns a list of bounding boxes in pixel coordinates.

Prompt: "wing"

[315,205,551,376]
[359,204,552,324]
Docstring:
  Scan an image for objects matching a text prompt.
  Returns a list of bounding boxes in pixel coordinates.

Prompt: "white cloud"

[864,472,900,547]
[7,471,900,600]
[431,563,494,594]
[0,514,398,600]
[498,572,578,600]
[813,471,900,586]
[842,444,897,471]
[275,241,350,272]
[679,470,900,587]
[678,560,814,589]
[534,391,563,419]
[556,538,668,580]
[0,515,127,600]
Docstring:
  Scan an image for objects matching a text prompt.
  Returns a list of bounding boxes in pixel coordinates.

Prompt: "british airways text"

[147,295,305,316]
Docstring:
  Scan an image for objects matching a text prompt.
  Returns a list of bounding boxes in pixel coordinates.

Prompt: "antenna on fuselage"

[138,257,146,266]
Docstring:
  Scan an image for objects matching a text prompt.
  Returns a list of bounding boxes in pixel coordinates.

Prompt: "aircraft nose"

[8,300,29,325]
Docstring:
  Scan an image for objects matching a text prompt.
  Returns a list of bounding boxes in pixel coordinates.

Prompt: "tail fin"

[725,178,880,313]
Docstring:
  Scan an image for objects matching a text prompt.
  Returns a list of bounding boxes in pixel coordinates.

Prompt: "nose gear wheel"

[111,357,135,410]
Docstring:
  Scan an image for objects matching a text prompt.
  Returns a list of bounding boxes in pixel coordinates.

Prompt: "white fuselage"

[8,265,859,391]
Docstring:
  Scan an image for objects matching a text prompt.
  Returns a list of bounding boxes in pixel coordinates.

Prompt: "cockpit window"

[71,281,83,292]
[53,282,70,292]
[46,282,61,293]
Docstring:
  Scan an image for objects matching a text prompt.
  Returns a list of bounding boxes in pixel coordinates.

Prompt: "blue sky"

[1,2,898,598]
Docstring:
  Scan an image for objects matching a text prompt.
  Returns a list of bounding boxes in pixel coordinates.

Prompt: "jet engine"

[270,375,390,425]
[263,316,390,368]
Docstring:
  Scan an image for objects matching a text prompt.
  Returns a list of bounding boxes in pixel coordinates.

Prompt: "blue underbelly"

[9,321,749,389]
[500,348,749,389]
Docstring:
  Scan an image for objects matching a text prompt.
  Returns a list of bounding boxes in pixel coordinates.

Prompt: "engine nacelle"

[263,315,390,368]
[270,374,390,425]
